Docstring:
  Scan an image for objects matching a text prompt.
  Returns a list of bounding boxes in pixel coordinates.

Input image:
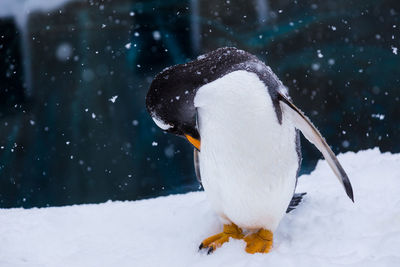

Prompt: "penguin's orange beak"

[185,134,201,151]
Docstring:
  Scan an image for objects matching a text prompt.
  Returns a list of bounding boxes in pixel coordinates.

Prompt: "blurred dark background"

[0,0,399,208]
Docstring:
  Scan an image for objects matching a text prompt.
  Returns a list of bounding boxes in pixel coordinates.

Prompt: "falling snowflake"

[152,31,161,41]
[391,46,398,55]
[109,95,118,103]
[371,114,385,120]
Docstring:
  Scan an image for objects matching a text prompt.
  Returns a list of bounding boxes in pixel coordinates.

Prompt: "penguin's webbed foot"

[199,223,244,254]
[244,228,273,254]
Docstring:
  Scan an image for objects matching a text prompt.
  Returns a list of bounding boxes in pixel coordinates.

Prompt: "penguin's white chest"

[194,70,299,231]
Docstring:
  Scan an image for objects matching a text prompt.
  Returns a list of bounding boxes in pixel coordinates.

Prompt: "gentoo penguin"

[146,47,354,254]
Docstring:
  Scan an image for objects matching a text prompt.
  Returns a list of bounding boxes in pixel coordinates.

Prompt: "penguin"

[146,47,354,254]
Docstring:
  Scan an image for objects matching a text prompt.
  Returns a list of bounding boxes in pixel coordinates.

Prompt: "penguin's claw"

[244,229,273,254]
[199,224,244,254]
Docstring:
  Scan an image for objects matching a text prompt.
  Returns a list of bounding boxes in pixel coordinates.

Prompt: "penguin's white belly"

[194,70,299,231]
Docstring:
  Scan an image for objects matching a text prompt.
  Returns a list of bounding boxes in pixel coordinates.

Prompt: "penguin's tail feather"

[286,192,307,213]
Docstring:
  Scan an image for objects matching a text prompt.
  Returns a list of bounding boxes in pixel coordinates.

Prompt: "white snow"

[311,62,321,71]
[392,46,398,55]
[55,43,73,62]
[371,113,385,120]
[125,43,132,49]
[1,149,400,267]
[109,95,118,103]
[317,49,324,58]
[152,31,161,41]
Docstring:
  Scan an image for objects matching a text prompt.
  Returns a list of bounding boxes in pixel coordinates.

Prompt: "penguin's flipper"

[194,148,201,184]
[286,192,306,213]
[278,93,354,202]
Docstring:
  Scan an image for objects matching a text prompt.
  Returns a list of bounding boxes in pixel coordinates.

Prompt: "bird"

[146,47,354,254]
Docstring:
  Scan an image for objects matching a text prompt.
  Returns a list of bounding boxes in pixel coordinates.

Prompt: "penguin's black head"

[146,47,264,150]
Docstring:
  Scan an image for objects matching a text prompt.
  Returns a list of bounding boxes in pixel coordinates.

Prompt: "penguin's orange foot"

[199,223,244,254]
[244,229,273,254]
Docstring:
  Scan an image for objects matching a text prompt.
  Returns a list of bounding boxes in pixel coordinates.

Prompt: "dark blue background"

[0,0,399,208]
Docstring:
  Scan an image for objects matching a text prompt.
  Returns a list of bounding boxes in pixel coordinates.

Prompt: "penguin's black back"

[146,47,285,138]
[147,46,303,187]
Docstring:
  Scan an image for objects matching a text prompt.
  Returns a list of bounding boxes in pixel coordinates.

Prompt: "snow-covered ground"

[1,148,399,267]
